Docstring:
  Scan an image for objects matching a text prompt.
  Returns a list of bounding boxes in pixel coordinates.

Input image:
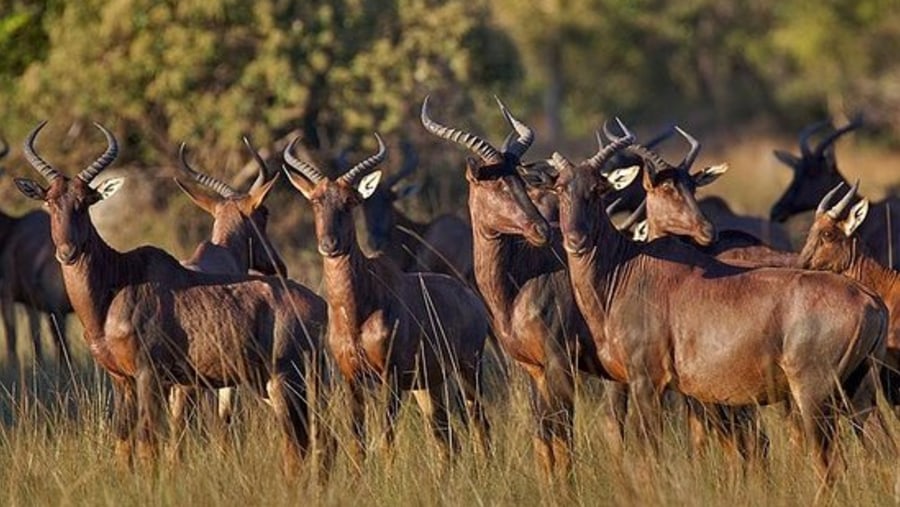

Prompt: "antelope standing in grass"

[359,141,473,281]
[421,97,647,480]
[15,122,329,474]
[282,133,491,464]
[771,117,900,268]
[0,138,73,374]
[798,181,900,414]
[547,126,888,483]
[169,137,287,430]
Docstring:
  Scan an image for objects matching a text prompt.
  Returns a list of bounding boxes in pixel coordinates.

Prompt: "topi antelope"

[547,128,888,483]
[771,117,900,268]
[282,132,492,464]
[15,122,329,475]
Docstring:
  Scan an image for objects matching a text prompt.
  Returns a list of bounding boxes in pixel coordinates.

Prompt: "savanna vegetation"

[3,1,900,505]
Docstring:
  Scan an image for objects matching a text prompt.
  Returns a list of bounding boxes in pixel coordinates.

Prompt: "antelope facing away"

[359,140,473,281]
[283,133,492,464]
[169,137,288,433]
[15,122,329,475]
[798,181,900,413]
[771,117,900,268]
[0,138,73,374]
[421,96,645,480]
[548,130,888,483]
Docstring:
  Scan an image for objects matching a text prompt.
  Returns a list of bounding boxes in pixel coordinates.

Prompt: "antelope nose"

[318,236,340,256]
[55,246,77,265]
[564,232,589,255]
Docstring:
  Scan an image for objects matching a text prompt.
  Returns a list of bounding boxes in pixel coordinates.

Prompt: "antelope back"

[770,117,861,222]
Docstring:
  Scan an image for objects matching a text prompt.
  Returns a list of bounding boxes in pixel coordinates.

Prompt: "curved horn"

[674,126,701,170]
[815,182,845,216]
[814,115,862,156]
[494,96,534,158]
[799,119,830,159]
[23,121,62,182]
[826,179,859,219]
[386,139,418,188]
[77,122,119,183]
[242,135,270,192]
[178,143,238,198]
[420,95,502,164]
[339,133,387,186]
[618,200,647,231]
[586,118,635,171]
[283,136,326,184]
[625,143,673,179]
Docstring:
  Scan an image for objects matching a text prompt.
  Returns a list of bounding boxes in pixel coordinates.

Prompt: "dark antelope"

[15,122,329,474]
[549,134,887,483]
[421,97,644,480]
[771,117,900,268]
[359,140,473,281]
[0,138,73,374]
[283,132,491,464]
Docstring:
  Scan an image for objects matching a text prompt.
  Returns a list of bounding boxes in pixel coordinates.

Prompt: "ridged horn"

[77,122,119,183]
[494,96,534,158]
[339,133,387,186]
[178,143,238,198]
[420,95,502,164]
[674,126,701,170]
[587,118,635,171]
[814,115,862,157]
[23,121,62,182]
[282,135,326,183]
[826,179,859,219]
[242,135,270,192]
[815,182,845,217]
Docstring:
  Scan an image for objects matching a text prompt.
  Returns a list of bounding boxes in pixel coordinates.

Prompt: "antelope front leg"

[630,377,663,456]
[413,385,458,462]
[348,380,367,471]
[135,368,164,467]
[1,295,19,375]
[111,376,137,470]
[381,374,403,459]
[166,386,189,463]
[25,307,43,367]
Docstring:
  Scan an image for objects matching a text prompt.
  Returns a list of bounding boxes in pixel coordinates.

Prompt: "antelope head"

[548,119,641,256]
[175,137,286,276]
[798,180,868,273]
[14,122,124,265]
[421,95,549,246]
[625,126,722,246]
[283,133,386,258]
[359,139,421,254]
[770,117,862,222]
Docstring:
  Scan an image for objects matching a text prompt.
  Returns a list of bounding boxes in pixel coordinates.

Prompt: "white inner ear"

[633,220,649,242]
[357,170,382,200]
[694,163,729,187]
[96,177,125,200]
[842,199,869,237]
[606,165,640,190]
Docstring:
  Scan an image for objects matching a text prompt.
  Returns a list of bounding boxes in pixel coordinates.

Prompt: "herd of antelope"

[1,98,898,487]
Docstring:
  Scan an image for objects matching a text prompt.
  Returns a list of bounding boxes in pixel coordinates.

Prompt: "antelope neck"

[320,234,382,326]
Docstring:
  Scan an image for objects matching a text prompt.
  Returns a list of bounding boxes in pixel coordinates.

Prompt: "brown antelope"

[282,133,491,464]
[0,139,73,374]
[169,137,287,429]
[421,97,648,480]
[547,127,888,482]
[771,117,900,268]
[359,140,473,281]
[15,122,329,474]
[798,181,900,412]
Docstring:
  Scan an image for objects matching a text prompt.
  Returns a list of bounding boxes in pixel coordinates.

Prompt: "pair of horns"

[420,95,534,164]
[23,121,118,183]
[816,180,860,219]
[799,116,863,159]
[548,118,635,173]
[179,136,271,198]
[284,133,387,186]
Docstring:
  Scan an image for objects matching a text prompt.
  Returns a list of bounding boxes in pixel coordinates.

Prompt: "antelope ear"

[632,220,649,242]
[693,163,729,187]
[96,177,124,200]
[357,170,382,200]
[14,178,47,201]
[174,178,218,214]
[773,150,799,168]
[841,199,869,237]
[604,165,640,190]
[247,172,280,210]
[282,164,316,200]
[394,182,421,200]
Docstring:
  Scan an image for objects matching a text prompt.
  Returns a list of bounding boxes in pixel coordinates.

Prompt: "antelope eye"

[822,230,835,241]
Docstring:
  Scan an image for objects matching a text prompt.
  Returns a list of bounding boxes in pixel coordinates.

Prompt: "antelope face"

[642,166,718,246]
[217,200,286,276]
[798,187,869,273]
[17,176,123,265]
[309,180,366,257]
[770,161,843,222]
[466,157,550,247]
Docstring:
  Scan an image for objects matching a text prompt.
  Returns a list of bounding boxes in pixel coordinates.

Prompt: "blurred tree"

[5,0,520,171]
